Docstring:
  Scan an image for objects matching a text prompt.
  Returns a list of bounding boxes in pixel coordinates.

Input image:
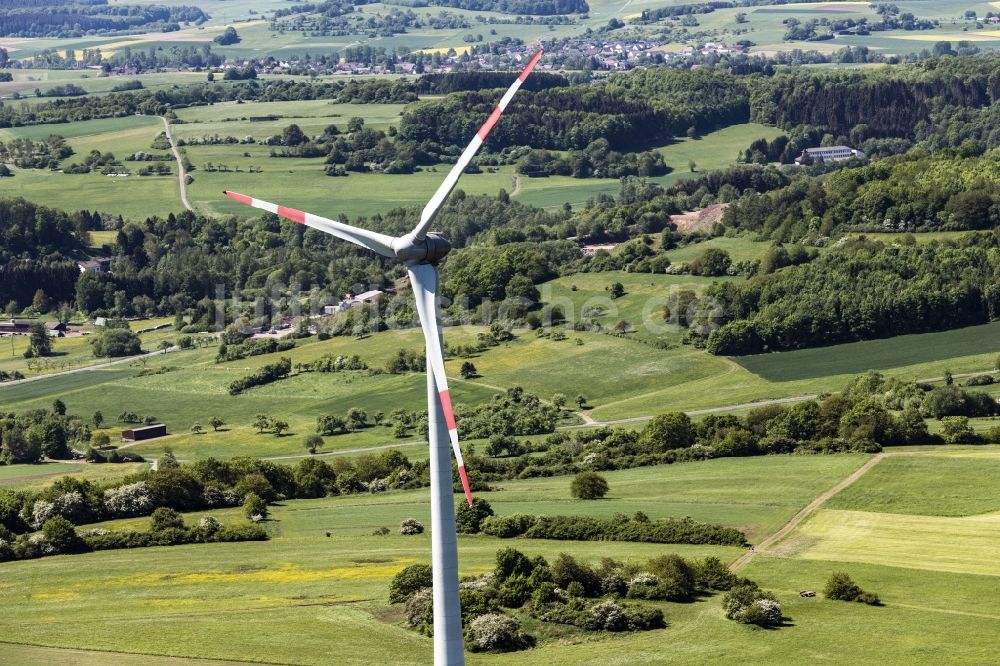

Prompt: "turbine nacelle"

[392,231,452,266]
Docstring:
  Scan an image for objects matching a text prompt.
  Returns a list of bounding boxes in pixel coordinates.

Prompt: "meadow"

[4,450,1000,664]
[5,310,1000,462]
[0,455,854,665]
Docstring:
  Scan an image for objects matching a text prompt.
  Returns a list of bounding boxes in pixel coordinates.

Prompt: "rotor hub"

[394,232,451,265]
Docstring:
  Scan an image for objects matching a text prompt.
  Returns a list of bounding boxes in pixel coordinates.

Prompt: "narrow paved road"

[729,453,888,572]
[161,116,193,213]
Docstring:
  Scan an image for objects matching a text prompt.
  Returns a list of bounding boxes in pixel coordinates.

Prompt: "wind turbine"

[223,49,543,666]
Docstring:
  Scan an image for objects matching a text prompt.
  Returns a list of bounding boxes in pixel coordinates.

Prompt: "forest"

[400,68,749,154]
[704,234,1000,355]
[0,1,208,38]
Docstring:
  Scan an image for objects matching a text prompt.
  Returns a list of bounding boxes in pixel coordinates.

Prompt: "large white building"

[795,146,865,165]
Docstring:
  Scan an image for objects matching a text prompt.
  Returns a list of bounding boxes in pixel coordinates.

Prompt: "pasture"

[827,450,1000,516]
[4,451,1000,664]
[6,312,1000,461]
[0,454,857,665]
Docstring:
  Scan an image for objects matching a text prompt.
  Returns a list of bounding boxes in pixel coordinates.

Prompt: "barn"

[122,424,167,441]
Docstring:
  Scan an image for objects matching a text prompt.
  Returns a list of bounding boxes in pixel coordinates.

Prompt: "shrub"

[390,563,433,604]
[696,556,740,591]
[823,572,862,601]
[622,603,666,630]
[150,507,184,532]
[496,574,533,608]
[824,572,881,605]
[723,582,782,627]
[41,515,81,553]
[481,513,537,538]
[465,613,534,653]
[590,599,628,631]
[570,471,609,499]
[103,481,153,517]
[399,518,424,535]
[234,473,276,502]
[405,587,434,630]
[495,547,534,582]
[198,515,222,535]
[551,553,601,597]
[455,498,494,534]
[242,492,267,521]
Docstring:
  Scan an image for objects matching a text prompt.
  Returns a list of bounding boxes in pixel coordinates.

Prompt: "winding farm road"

[161,116,193,213]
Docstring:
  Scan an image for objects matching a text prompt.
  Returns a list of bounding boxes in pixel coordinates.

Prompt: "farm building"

[122,424,167,441]
[77,258,112,274]
[795,146,865,165]
[0,320,33,334]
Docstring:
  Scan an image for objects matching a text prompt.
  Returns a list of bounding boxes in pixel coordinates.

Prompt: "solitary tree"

[209,417,224,432]
[305,433,323,454]
[346,408,367,431]
[93,411,104,429]
[272,420,289,437]
[460,361,478,379]
[32,289,50,313]
[254,414,272,434]
[552,393,567,410]
[570,471,609,499]
[52,399,66,416]
[190,423,204,435]
[158,340,172,354]
[576,395,588,410]
[609,282,625,299]
[27,322,52,357]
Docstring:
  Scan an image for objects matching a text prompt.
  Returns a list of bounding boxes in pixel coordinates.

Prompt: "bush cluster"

[0,509,265,563]
[228,357,292,395]
[823,572,882,606]
[722,582,783,627]
[478,511,746,546]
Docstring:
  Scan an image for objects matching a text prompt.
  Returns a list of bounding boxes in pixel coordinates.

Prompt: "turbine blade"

[223,191,397,258]
[412,49,543,242]
[408,263,473,507]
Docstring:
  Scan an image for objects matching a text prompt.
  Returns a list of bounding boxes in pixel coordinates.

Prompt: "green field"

[6,313,1000,462]
[5,451,1000,664]
[0,95,783,220]
[734,322,1000,382]
[827,453,1000,516]
[0,455,859,665]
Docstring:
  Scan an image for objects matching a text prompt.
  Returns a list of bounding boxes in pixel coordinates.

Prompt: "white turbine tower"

[223,49,543,666]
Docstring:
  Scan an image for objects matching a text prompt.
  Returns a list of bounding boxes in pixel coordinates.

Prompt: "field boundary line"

[729,453,886,572]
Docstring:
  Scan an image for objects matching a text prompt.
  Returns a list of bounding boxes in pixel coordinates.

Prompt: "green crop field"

[734,321,1000,382]
[785,507,1000,576]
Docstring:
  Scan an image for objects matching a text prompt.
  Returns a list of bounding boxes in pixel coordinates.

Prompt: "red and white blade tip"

[458,465,473,507]
[438,388,472,506]
[223,190,307,224]
[475,50,543,143]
